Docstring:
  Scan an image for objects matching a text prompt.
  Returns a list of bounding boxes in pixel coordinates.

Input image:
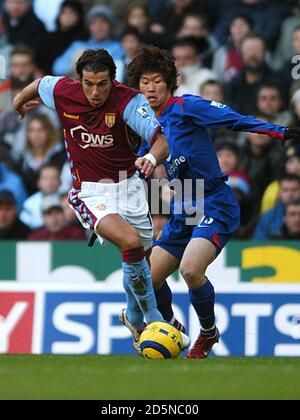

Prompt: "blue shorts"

[154,183,241,261]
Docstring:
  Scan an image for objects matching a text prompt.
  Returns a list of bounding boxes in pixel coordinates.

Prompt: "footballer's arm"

[136,132,169,178]
[124,93,170,178]
[13,79,41,118]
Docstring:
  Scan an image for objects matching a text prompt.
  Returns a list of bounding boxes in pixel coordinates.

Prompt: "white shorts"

[68,173,153,251]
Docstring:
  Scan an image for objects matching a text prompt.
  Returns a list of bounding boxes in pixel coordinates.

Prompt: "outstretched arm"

[12,79,41,118]
[184,96,300,143]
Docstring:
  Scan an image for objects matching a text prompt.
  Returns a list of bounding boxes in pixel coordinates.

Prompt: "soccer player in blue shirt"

[127,46,300,358]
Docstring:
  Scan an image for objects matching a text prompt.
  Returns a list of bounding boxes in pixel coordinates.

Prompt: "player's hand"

[284,127,300,143]
[13,97,41,119]
[135,157,155,178]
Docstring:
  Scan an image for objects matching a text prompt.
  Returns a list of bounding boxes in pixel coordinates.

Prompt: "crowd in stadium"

[0,0,300,242]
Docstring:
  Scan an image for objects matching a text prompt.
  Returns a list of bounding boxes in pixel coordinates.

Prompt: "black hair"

[257,81,282,96]
[56,0,84,30]
[76,49,116,80]
[172,36,209,55]
[229,13,254,30]
[285,199,300,214]
[126,45,178,93]
[121,26,142,41]
[280,174,300,185]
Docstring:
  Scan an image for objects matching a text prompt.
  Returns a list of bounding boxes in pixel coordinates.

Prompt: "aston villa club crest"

[105,113,116,128]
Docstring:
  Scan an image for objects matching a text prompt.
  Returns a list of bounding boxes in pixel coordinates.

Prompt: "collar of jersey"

[159,96,177,116]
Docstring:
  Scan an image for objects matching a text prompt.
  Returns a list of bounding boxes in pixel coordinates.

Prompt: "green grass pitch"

[0,355,299,400]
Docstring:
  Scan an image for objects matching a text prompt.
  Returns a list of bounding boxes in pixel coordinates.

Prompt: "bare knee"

[180,262,206,289]
[121,233,143,251]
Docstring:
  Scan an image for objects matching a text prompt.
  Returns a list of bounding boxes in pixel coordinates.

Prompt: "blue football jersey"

[140,95,286,193]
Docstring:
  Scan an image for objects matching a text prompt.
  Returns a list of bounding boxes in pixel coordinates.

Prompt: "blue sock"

[123,258,164,325]
[123,276,144,328]
[189,279,216,334]
[155,282,174,322]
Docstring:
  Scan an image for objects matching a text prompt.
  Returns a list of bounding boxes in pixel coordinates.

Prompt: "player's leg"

[97,214,164,326]
[180,237,220,359]
[180,238,217,334]
[149,215,191,332]
[150,246,180,324]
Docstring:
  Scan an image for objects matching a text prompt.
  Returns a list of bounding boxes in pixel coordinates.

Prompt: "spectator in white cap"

[52,5,124,80]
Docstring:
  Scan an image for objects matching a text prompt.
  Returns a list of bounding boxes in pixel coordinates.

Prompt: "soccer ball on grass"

[139,321,183,359]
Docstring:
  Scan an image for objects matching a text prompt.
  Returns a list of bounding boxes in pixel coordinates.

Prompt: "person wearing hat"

[28,193,85,241]
[52,5,124,80]
[0,190,31,240]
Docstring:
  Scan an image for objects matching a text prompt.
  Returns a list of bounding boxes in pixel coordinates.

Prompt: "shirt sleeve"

[38,76,63,110]
[123,94,161,144]
[183,96,286,140]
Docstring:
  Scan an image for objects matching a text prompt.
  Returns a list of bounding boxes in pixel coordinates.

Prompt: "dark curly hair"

[126,45,178,93]
[76,49,116,80]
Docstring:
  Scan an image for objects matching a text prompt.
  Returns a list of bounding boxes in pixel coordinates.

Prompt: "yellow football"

[139,321,183,359]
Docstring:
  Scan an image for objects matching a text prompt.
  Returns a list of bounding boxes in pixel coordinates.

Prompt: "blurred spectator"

[278,26,300,91]
[240,113,285,204]
[52,5,124,79]
[123,2,167,49]
[28,193,85,240]
[37,0,86,74]
[151,0,198,35]
[2,0,46,54]
[20,163,61,229]
[288,88,300,130]
[124,2,149,37]
[0,13,12,78]
[33,0,64,31]
[0,145,27,211]
[84,0,131,29]
[275,0,300,66]
[177,12,218,53]
[212,14,252,83]
[253,174,300,240]
[151,0,221,38]
[172,37,217,96]
[214,0,284,51]
[0,104,60,162]
[0,46,36,113]
[275,200,300,240]
[200,80,224,103]
[225,35,279,115]
[256,82,291,126]
[121,27,142,82]
[17,114,66,195]
[216,140,252,238]
[60,191,80,227]
[261,144,300,214]
[0,189,30,239]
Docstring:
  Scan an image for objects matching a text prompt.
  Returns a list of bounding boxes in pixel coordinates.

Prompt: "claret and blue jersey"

[141,95,286,260]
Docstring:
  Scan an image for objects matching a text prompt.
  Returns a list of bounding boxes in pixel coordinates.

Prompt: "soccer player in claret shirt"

[13,48,173,352]
[126,45,300,359]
